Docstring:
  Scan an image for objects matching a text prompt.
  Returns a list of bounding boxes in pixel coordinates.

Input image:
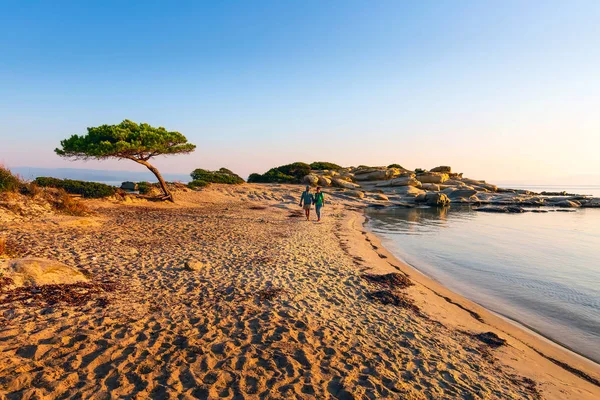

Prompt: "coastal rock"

[332,178,360,189]
[317,176,332,187]
[391,186,425,197]
[444,179,466,187]
[475,206,526,213]
[416,192,450,207]
[376,176,421,188]
[303,174,319,186]
[416,172,449,184]
[554,200,581,208]
[373,193,389,201]
[430,166,452,173]
[346,190,365,199]
[0,258,89,288]
[354,169,393,181]
[447,189,478,200]
[421,183,440,191]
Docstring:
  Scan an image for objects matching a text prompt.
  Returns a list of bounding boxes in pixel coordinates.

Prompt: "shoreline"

[1,183,599,398]
[354,208,600,393]
[363,210,600,367]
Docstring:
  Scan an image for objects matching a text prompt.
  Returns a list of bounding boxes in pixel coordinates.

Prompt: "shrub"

[51,189,89,216]
[415,168,426,174]
[310,161,342,171]
[0,166,21,193]
[189,167,245,185]
[387,164,404,169]
[248,162,311,184]
[137,181,153,194]
[34,177,116,198]
[187,180,210,189]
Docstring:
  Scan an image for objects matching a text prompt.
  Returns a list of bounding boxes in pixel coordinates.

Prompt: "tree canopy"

[55,120,196,161]
[55,120,196,201]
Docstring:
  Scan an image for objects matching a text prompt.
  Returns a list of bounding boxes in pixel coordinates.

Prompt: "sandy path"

[0,184,598,399]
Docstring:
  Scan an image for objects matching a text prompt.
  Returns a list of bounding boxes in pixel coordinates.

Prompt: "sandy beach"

[1,184,599,399]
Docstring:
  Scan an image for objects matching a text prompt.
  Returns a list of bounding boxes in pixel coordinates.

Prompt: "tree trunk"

[135,159,173,202]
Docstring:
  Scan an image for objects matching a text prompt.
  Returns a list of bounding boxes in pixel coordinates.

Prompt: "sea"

[366,185,600,363]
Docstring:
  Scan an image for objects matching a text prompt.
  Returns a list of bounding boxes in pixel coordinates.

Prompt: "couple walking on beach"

[299,185,325,222]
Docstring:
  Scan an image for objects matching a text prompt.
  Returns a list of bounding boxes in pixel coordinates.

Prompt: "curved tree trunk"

[135,159,173,202]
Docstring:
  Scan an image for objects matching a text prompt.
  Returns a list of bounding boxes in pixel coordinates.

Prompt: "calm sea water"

[366,200,600,363]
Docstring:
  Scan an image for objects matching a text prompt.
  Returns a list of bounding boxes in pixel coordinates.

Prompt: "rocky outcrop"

[416,192,450,207]
[318,176,332,187]
[303,174,320,186]
[430,166,451,173]
[332,178,360,189]
[346,190,365,199]
[420,183,440,191]
[416,172,449,184]
[376,176,421,188]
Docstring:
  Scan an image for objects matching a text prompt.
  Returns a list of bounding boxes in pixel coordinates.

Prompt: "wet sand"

[0,184,599,399]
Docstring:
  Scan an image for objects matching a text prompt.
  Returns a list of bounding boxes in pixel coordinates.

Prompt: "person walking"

[314,186,325,222]
[299,185,314,221]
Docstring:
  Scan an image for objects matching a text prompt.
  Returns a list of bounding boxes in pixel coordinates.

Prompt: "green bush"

[248,162,311,184]
[0,166,21,193]
[34,177,116,198]
[187,180,211,189]
[309,161,342,171]
[415,168,426,174]
[387,163,404,169]
[137,181,154,194]
[189,167,245,185]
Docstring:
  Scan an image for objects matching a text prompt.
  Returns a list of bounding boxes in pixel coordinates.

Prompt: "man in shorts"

[299,185,314,221]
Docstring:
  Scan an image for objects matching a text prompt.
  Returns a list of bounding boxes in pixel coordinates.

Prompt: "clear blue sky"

[1,0,598,183]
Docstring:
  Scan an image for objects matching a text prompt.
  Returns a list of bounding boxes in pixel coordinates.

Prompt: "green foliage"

[187,180,211,189]
[55,120,196,161]
[309,161,342,171]
[34,177,116,198]
[387,164,404,169]
[189,167,245,185]
[0,166,21,193]
[248,162,311,184]
[415,168,426,174]
[137,181,154,195]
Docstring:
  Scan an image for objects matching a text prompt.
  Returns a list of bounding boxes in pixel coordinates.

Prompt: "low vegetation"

[0,166,22,193]
[34,177,116,198]
[188,167,245,189]
[387,163,404,169]
[0,167,89,217]
[248,162,312,184]
[309,161,342,171]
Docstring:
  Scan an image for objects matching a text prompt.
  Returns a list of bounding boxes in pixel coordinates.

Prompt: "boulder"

[317,176,332,187]
[0,258,89,288]
[120,181,138,191]
[332,178,360,189]
[303,174,319,186]
[444,179,466,187]
[354,169,391,181]
[376,176,421,188]
[554,200,581,208]
[475,206,526,213]
[421,183,440,191]
[346,190,365,199]
[415,192,450,207]
[430,166,452,173]
[447,189,478,200]
[373,193,389,201]
[416,172,449,184]
[391,186,425,197]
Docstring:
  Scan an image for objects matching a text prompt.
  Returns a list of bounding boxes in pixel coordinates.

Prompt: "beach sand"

[1,184,599,399]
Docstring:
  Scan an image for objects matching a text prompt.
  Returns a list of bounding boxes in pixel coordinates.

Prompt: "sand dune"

[0,184,598,399]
